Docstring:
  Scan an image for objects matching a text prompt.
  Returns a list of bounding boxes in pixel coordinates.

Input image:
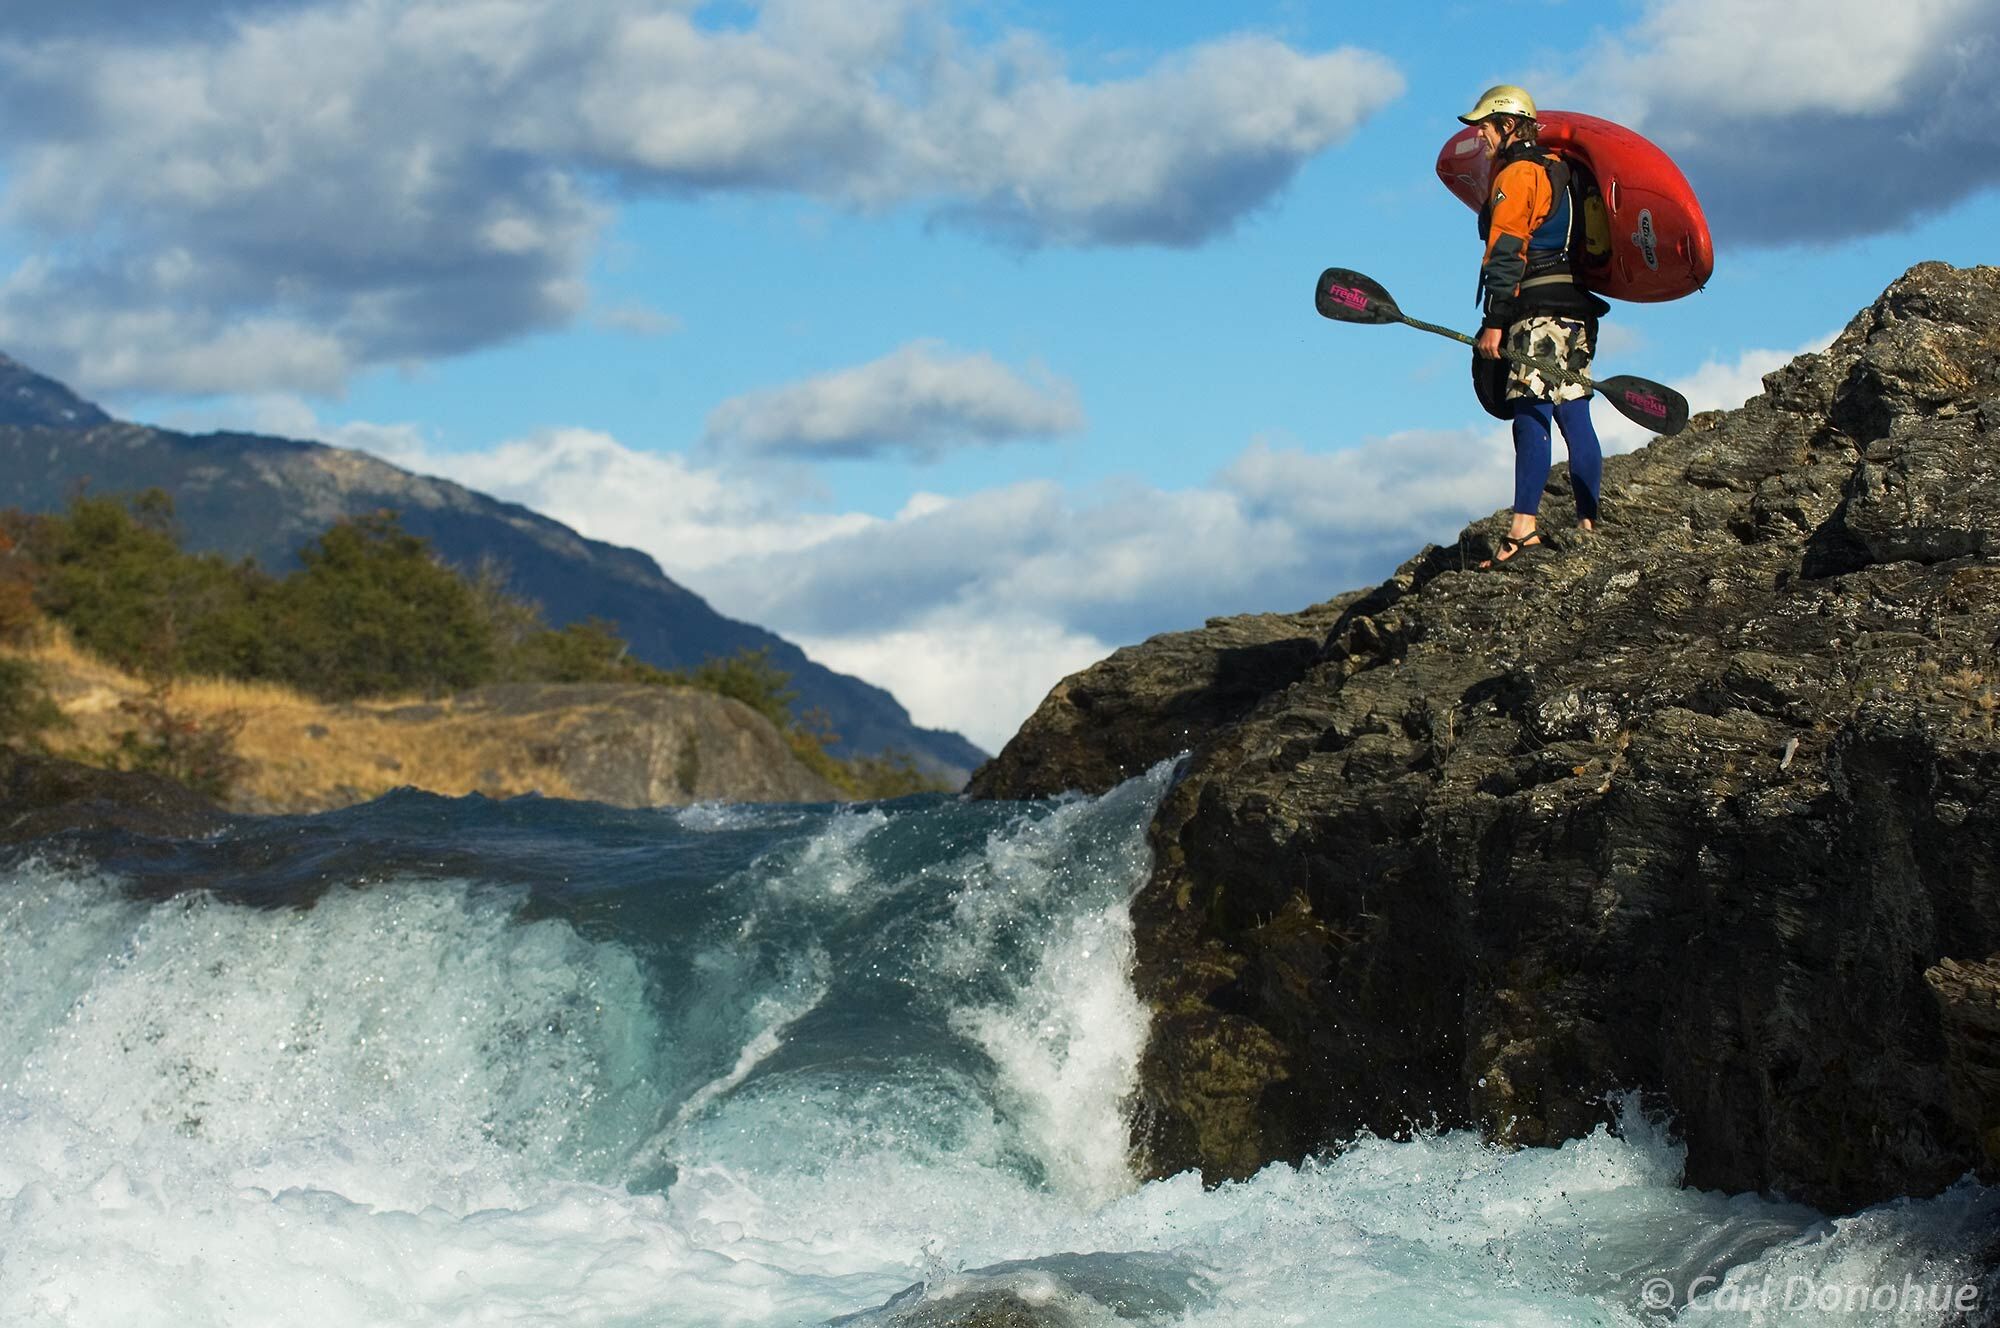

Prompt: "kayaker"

[1460,84,1612,565]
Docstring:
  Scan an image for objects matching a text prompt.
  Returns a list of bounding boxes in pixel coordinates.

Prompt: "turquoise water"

[0,765,1992,1326]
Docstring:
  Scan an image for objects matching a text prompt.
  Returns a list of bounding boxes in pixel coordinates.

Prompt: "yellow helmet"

[1458,84,1537,125]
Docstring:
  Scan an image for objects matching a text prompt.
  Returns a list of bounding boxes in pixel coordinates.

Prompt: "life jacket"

[1476,142,1613,322]
[1479,143,1576,290]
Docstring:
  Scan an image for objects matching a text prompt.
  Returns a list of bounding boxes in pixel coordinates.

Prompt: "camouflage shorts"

[1505,315,1595,404]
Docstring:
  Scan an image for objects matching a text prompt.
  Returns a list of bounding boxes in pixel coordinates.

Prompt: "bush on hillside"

[0,655,64,749]
[690,647,798,729]
[259,513,495,699]
[14,492,270,679]
[5,496,951,797]
[105,680,246,800]
[0,523,41,644]
[523,620,682,685]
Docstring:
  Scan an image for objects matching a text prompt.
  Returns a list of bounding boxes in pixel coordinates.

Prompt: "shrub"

[17,492,269,678]
[105,680,246,801]
[690,647,798,729]
[0,655,64,749]
[503,617,679,686]
[0,521,41,644]
[260,513,496,699]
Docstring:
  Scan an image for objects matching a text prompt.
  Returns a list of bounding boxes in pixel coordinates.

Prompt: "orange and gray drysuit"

[1476,143,1602,331]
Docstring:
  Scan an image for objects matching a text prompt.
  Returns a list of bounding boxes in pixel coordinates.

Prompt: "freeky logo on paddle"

[1322,283,1372,313]
[1621,387,1669,419]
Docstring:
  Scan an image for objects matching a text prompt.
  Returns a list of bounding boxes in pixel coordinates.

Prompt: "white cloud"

[792,616,1112,754]
[703,340,1084,459]
[920,35,1406,246]
[0,1,1404,397]
[0,258,357,396]
[1580,0,1979,120]
[593,304,683,338]
[1559,0,2000,242]
[373,426,878,574]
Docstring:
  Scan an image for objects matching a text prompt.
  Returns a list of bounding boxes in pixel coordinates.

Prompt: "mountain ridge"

[0,363,984,783]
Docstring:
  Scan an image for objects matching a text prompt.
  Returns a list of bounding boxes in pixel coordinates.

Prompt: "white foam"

[0,874,666,1216]
[673,803,812,834]
[749,806,891,904]
[3,773,1993,1328]
[952,898,1146,1206]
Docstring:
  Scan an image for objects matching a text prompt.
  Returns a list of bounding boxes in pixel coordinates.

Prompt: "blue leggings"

[1511,398,1601,520]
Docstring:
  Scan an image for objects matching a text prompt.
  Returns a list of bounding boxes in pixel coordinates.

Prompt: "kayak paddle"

[1314,266,1691,436]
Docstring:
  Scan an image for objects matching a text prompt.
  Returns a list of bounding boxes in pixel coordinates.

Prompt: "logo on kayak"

[1323,283,1371,313]
[1622,387,1669,419]
[1631,210,1659,271]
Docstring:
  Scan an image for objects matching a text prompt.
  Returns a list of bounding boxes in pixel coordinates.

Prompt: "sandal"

[1479,531,1546,569]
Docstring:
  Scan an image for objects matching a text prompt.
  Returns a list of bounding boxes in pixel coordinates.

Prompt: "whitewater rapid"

[0,766,1992,1326]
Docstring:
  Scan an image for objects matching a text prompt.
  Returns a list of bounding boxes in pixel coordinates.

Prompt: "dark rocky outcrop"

[1929,955,2000,1180]
[972,262,2000,1211]
[370,683,845,809]
[965,600,1359,801]
[0,748,228,845]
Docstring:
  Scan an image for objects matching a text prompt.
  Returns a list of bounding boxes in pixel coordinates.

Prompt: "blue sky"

[2,0,1996,752]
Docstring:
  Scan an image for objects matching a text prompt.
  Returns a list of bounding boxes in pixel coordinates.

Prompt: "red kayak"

[1436,111,1713,303]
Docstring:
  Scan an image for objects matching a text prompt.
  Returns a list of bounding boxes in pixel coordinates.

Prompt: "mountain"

[0,358,985,783]
[971,262,2000,1212]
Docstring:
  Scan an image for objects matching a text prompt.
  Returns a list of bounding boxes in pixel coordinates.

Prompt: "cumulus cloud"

[0,0,1402,397]
[918,35,1406,246]
[593,304,683,338]
[574,426,1508,745]
[365,425,878,575]
[702,341,1084,460]
[791,616,1113,753]
[1564,0,2000,242]
[0,0,323,40]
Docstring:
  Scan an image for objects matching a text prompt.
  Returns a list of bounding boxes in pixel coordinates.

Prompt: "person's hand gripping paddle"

[1314,267,1690,436]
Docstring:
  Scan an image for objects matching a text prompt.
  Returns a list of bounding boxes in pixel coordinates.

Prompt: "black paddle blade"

[1597,374,1691,436]
[1315,268,1402,324]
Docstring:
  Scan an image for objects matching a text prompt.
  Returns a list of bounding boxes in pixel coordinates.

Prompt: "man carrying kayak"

[1460,84,1612,566]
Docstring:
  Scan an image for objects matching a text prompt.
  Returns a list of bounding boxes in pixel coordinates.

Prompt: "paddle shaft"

[1314,268,1689,435]
[1393,311,1597,392]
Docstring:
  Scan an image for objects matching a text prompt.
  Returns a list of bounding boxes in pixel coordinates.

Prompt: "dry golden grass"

[6,628,594,812]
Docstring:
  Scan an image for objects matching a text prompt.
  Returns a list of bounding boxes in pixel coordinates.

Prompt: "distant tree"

[18,492,270,678]
[106,680,246,800]
[0,655,64,749]
[261,512,495,699]
[466,555,544,660]
[0,518,43,644]
[503,617,682,685]
[839,751,945,799]
[3,496,949,796]
[690,647,799,729]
